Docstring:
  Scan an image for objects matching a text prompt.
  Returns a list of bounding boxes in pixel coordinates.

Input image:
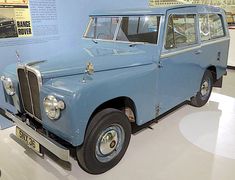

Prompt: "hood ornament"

[86,62,94,75]
[82,62,94,83]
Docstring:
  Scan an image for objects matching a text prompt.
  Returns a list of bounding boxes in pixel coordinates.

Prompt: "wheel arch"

[89,96,137,122]
[206,65,217,83]
[84,96,137,136]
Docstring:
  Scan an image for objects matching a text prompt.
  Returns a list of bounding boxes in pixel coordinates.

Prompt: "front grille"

[17,66,42,121]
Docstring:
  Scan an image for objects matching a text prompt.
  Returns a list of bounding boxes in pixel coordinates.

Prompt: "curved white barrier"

[179,93,235,159]
[228,29,235,67]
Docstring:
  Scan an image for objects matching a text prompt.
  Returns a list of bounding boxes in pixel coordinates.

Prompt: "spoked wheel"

[190,70,213,107]
[76,108,131,174]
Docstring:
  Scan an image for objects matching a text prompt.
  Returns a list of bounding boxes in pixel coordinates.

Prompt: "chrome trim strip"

[17,64,42,122]
[114,39,150,45]
[25,64,43,88]
[4,110,70,162]
[160,45,201,58]
[83,37,157,46]
[160,37,230,59]
[201,37,230,47]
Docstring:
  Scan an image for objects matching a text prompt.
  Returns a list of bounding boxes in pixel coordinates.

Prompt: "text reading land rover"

[0,5,230,174]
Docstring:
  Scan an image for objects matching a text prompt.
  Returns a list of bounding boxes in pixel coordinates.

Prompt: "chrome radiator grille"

[17,66,42,121]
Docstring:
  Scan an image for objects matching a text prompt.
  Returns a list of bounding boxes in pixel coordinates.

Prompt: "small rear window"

[199,14,225,41]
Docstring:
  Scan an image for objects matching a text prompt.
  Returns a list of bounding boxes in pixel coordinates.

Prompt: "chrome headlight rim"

[1,76,15,96]
[43,95,65,120]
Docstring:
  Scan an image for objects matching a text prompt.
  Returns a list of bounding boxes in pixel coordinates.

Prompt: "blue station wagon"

[0,5,230,174]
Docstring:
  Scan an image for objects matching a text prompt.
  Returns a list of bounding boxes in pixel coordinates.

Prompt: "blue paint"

[0,5,229,146]
[0,0,148,106]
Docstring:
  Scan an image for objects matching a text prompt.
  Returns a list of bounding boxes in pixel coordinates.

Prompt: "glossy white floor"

[0,70,235,180]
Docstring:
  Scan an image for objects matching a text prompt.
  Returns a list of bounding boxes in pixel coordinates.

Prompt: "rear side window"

[199,14,225,41]
[165,14,197,49]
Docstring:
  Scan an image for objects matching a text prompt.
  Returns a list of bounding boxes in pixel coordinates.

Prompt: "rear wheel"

[190,70,213,107]
[76,108,131,174]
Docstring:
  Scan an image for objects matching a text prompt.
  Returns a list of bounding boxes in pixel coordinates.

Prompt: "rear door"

[159,7,203,114]
[199,13,229,77]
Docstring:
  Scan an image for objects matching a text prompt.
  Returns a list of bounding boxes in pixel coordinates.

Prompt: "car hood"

[30,45,154,79]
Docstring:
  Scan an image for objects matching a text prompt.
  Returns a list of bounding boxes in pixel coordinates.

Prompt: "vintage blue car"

[0,5,230,174]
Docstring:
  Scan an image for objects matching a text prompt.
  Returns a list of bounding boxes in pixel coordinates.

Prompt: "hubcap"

[201,79,210,97]
[100,130,118,155]
[95,124,125,163]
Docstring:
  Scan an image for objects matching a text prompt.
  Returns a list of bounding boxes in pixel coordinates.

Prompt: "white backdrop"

[228,29,235,67]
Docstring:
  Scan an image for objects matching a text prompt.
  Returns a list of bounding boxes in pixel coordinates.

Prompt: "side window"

[209,14,225,39]
[199,14,225,41]
[117,16,160,44]
[86,17,119,40]
[165,14,197,49]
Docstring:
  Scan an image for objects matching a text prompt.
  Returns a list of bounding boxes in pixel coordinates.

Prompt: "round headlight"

[43,95,65,120]
[1,76,15,96]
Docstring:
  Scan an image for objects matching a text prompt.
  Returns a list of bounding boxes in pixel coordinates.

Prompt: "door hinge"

[158,61,163,68]
[217,52,221,61]
[156,105,160,116]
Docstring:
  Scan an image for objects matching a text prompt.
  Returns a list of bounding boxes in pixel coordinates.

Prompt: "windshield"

[84,15,161,44]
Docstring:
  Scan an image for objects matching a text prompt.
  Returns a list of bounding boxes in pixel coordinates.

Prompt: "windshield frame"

[83,15,162,45]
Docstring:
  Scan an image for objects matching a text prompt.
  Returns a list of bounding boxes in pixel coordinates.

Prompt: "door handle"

[194,50,202,55]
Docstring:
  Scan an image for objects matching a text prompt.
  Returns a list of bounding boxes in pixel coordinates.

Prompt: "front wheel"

[76,108,131,174]
[190,70,213,107]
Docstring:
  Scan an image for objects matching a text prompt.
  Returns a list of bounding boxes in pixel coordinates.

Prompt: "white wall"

[228,29,235,67]
[0,0,148,108]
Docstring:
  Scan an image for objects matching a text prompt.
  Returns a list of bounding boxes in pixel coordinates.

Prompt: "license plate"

[16,126,41,153]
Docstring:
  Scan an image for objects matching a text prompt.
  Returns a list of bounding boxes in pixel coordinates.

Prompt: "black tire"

[190,70,213,107]
[76,108,131,174]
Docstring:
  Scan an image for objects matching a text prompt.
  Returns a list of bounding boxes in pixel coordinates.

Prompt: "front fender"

[41,63,158,146]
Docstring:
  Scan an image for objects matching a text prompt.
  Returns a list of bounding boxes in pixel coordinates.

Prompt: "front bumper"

[0,108,70,162]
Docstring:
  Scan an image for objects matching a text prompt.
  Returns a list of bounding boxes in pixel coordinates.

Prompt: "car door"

[198,13,229,76]
[158,7,203,114]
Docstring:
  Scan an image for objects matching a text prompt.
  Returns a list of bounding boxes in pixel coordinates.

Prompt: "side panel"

[159,7,203,114]
[40,64,159,146]
[200,39,229,78]
[159,7,230,115]
[198,12,230,78]
[159,48,204,113]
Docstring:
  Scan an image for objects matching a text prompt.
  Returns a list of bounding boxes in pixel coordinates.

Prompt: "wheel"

[190,70,213,107]
[76,108,131,174]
